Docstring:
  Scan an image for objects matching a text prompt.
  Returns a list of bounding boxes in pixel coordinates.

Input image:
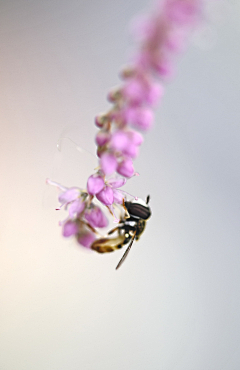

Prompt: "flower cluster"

[47,0,202,249]
[46,179,110,248]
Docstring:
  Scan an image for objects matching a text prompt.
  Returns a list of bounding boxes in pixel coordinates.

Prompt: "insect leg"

[84,221,102,237]
[115,230,137,270]
[107,224,124,235]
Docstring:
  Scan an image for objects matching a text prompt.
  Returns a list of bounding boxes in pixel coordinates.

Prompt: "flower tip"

[55,208,60,211]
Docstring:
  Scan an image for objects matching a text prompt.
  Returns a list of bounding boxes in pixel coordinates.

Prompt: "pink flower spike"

[100,152,117,176]
[87,175,105,195]
[58,188,80,205]
[77,231,96,248]
[96,186,114,206]
[68,199,85,218]
[62,220,78,237]
[117,158,134,178]
[85,206,108,228]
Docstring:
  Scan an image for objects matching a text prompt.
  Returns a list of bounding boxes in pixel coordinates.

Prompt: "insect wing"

[115,231,136,270]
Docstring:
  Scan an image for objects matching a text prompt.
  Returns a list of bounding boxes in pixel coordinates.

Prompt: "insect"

[91,195,151,269]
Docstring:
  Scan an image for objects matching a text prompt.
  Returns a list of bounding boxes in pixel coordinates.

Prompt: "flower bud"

[95,113,111,128]
[110,130,129,152]
[120,66,136,79]
[96,146,106,158]
[95,131,111,146]
[107,88,122,102]
[117,158,134,178]
[100,152,118,176]
[127,130,143,146]
[123,78,145,104]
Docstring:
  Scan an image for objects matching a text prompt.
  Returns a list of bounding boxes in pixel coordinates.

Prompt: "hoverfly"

[91,195,151,269]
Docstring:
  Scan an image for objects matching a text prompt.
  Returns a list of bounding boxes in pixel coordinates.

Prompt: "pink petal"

[87,175,105,195]
[59,188,80,204]
[110,130,129,152]
[96,186,114,206]
[62,220,78,237]
[117,158,134,178]
[113,189,124,204]
[68,199,85,218]
[107,177,126,189]
[77,231,96,248]
[100,152,118,176]
[85,206,108,228]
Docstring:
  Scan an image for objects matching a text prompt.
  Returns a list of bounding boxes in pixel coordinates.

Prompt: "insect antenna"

[146,195,150,204]
[115,230,137,270]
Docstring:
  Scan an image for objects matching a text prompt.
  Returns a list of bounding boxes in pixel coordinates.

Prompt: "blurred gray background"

[1,0,240,369]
